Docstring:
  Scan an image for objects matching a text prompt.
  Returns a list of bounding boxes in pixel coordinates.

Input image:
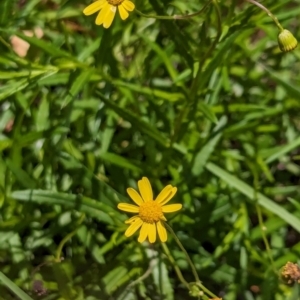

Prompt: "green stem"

[135,1,212,21]
[255,204,277,274]
[161,242,190,290]
[0,35,11,49]
[251,156,278,275]
[55,214,85,262]
[165,223,218,298]
[165,223,200,283]
[246,0,284,31]
[172,0,222,146]
[190,0,222,100]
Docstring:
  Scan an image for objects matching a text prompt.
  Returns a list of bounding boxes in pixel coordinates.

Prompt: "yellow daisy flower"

[83,0,135,29]
[118,177,182,243]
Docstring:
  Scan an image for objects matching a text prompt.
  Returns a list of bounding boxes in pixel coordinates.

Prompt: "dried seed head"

[32,280,47,296]
[281,262,300,284]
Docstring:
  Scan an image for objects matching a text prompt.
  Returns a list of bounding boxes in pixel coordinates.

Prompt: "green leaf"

[11,190,121,225]
[192,133,222,176]
[96,91,169,147]
[14,32,75,59]
[263,136,300,164]
[198,102,218,124]
[52,262,76,300]
[0,0,15,26]
[0,271,34,300]
[140,35,178,81]
[113,80,184,102]
[264,66,300,100]
[200,29,241,89]
[0,79,29,102]
[206,162,300,233]
[62,69,94,107]
[100,152,142,172]
[6,159,37,189]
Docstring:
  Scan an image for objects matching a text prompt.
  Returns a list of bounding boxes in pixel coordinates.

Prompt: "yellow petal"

[126,188,143,206]
[138,222,149,243]
[95,3,110,25]
[157,221,167,242]
[83,0,106,15]
[138,177,153,202]
[159,187,177,205]
[162,203,182,213]
[118,5,129,20]
[122,0,135,11]
[117,203,139,213]
[125,216,139,224]
[155,185,173,203]
[103,5,116,28]
[125,218,143,237]
[148,223,156,243]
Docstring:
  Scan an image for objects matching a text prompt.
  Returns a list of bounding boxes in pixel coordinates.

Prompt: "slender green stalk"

[172,0,222,145]
[161,242,190,289]
[252,156,278,275]
[165,223,218,298]
[135,1,212,21]
[255,204,278,274]
[135,9,178,20]
[55,214,85,262]
[165,223,200,283]
[0,35,11,49]
[246,0,284,31]
[190,0,222,100]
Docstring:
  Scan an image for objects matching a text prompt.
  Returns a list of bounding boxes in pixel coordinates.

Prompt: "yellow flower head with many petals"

[83,0,135,29]
[118,177,182,243]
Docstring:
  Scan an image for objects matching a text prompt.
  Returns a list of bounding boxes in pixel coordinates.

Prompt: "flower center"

[139,201,164,223]
[107,0,124,6]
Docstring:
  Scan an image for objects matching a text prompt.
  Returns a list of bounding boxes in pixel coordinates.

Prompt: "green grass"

[0,0,300,299]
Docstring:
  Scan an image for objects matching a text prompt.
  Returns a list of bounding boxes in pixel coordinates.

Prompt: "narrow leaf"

[206,162,300,233]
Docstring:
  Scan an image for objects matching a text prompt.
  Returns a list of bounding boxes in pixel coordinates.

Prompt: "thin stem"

[190,0,222,99]
[161,242,190,290]
[165,223,200,283]
[246,0,284,31]
[165,223,218,299]
[55,214,85,262]
[251,155,278,275]
[255,204,278,274]
[135,1,212,21]
[120,254,158,300]
[172,0,222,146]
[0,35,11,49]
[135,9,177,20]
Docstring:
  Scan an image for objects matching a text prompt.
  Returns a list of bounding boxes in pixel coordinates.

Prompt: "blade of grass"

[96,91,169,147]
[11,190,122,225]
[0,271,34,300]
[0,0,15,26]
[206,162,300,232]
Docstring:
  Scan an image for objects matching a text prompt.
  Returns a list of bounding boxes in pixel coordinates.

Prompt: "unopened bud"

[278,29,298,52]
[188,283,201,297]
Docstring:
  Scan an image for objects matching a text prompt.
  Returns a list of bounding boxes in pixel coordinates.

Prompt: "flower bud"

[278,29,298,52]
[188,283,201,297]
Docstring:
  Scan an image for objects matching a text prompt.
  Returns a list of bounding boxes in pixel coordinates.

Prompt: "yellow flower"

[83,0,135,29]
[118,177,182,243]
